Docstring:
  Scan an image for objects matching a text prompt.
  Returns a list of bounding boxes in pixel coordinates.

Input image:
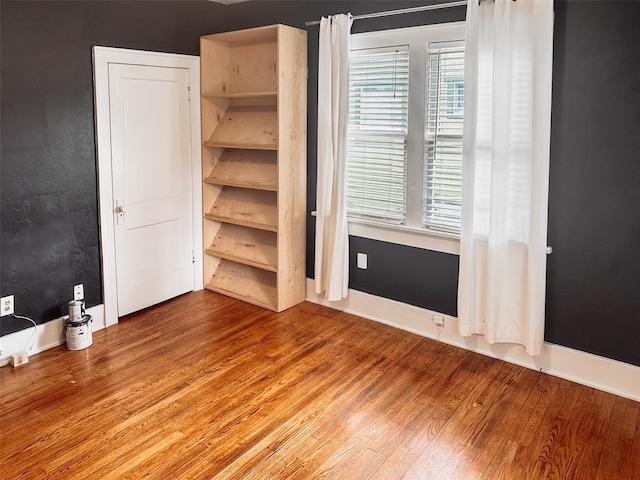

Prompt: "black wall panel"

[0,0,234,334]
[349,237,459,316]
[544,1,640,365]
[1,1,639,368]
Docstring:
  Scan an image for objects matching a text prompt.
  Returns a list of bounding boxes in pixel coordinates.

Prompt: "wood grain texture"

[205,106,278,150]
[205,187,278,232]
[276,24,307,311]
[201,25,278,96]
[1,291,638,479]
[206,223,277,272]
[205,260,277,310]
[204,149,278,191]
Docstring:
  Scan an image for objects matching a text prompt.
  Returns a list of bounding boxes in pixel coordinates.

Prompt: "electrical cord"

[10,314,38,352]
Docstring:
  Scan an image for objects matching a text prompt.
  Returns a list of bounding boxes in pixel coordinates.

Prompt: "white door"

[108,64,194,316]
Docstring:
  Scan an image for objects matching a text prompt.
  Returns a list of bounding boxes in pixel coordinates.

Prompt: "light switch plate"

[357,253,368,269]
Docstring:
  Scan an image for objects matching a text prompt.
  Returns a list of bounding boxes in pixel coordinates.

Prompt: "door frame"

[93,46,203,328]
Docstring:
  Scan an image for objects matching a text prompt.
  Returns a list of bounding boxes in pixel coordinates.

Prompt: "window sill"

[347,216,460,255]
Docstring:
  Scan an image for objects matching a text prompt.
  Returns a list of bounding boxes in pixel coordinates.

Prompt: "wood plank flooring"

[1,290,638,479]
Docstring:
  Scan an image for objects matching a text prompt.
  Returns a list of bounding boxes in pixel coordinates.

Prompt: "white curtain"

[315,14,353,301]
[458,0,554,355]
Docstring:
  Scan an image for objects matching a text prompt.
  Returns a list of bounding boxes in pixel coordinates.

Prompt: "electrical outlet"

[433,314,445,327]
[357,252,368,269]
[74,284,84,301]
[1,295,14,317]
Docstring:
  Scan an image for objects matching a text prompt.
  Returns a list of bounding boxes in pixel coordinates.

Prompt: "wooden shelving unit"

[201,24,307,312]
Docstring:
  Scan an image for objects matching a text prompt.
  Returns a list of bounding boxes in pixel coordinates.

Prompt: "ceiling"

[206,0,251,4]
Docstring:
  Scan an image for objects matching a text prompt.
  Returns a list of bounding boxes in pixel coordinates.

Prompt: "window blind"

[347,47,409,222]
[424,43,465,233]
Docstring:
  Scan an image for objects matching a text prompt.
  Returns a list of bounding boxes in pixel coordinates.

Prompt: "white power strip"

[10,351,29,367]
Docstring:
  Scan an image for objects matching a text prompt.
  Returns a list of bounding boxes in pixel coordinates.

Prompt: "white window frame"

[348,22,465,255]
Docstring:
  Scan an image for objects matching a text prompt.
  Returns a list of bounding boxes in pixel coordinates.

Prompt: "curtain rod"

[304,1,468,27]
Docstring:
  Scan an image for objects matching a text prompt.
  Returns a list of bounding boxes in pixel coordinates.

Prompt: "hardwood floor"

[1,291,638,479]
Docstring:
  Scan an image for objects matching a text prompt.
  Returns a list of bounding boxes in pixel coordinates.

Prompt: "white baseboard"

[0,304,105,367]
[306,279,640,402]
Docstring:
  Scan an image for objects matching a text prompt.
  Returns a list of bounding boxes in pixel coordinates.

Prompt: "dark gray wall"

[0,0,224,334]
[1,1,639,368]
[348,237,459,316]
[544,0,640,365]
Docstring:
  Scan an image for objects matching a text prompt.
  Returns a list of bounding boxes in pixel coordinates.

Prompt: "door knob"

[115,200,126,225]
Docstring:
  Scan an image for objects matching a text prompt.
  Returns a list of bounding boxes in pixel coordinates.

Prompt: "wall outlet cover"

[74,284,84,301]
[1,295,14,317]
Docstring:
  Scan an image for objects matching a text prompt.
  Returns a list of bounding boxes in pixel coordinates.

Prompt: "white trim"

[92,47,203,328]
[306,279,640,402]
[0,305,105,367]
[349,219,460,254]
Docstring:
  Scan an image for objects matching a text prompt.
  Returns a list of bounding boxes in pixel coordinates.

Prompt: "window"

[347,46,409,223]
[347,23,466,248]
[424,43,465,233]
